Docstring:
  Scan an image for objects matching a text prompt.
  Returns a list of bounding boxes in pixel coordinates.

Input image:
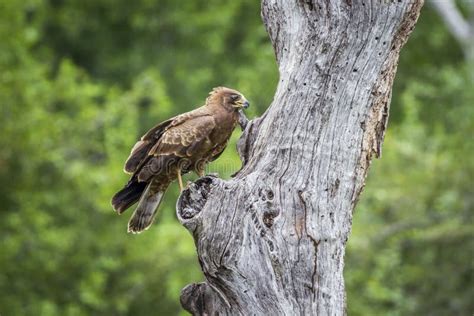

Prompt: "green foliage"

[0,1,471,315]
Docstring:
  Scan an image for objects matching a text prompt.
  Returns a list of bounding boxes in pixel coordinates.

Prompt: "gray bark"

[177,1,423,315]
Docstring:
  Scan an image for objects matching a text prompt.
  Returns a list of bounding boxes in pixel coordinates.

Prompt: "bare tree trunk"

[177,1,423,315]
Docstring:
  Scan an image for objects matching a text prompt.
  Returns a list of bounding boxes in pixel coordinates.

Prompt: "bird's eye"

[231,94,240,101]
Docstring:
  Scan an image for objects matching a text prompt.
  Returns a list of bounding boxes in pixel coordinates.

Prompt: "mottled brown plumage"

[111,87,249,233]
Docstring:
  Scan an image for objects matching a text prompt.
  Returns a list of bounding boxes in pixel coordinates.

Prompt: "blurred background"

[0,0,472,315]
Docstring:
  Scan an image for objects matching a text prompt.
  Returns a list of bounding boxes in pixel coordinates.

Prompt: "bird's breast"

[211,113,238,144]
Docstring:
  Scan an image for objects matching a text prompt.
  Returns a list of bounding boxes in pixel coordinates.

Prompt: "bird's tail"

[111,179,147,214]
[127,183,167,234]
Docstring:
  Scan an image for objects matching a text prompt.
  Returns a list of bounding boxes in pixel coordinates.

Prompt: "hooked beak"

[242,100,250,109]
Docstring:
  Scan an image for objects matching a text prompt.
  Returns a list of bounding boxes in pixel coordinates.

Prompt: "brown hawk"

[111,87,250,233]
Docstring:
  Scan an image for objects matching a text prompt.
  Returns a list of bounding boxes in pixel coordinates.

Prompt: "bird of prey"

[111,87,250,234]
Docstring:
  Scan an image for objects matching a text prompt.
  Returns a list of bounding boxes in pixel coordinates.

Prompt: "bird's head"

[206,87,250,111]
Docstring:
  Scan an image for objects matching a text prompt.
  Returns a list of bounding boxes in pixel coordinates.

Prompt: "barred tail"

[127,183,167,234]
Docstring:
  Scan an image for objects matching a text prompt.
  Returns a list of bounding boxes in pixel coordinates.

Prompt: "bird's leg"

[196,160,206,178]
[177,169,184,192]
[186,180,193,189]
[197,169,205,178]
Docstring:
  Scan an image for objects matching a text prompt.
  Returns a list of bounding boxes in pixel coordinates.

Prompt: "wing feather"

[123,119,173,174]
[123,106,210,174]
[137,115,216,182]
[150,115,216,157]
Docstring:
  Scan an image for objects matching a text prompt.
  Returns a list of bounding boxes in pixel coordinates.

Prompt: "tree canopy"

[0,1,472,315]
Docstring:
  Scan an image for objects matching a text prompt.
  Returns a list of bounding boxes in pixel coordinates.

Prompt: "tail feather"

[127,183,166,234]
[111,179,147,214]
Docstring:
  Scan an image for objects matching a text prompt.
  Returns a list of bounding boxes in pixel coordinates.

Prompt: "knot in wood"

[177,176,216,220]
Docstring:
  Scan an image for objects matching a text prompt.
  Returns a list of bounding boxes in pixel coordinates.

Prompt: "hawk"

[111,87,250,233]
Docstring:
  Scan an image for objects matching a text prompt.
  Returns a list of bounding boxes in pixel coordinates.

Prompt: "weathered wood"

[177,1,423,315]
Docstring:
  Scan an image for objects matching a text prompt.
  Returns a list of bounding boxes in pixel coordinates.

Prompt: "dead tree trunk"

[177,1,423,315]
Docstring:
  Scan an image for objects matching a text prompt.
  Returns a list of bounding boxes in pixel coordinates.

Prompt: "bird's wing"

[150,115,216,158]
[123,107,210,174]
[123,118,174,174]
[136,115,217,182]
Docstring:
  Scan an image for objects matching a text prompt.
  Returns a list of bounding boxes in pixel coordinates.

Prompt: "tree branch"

[431,0,471,44]
[431,0,474,61]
